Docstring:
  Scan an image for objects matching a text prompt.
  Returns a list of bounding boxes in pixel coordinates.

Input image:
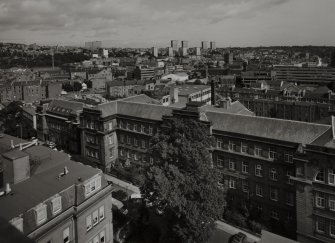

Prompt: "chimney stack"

[211,77,216,105]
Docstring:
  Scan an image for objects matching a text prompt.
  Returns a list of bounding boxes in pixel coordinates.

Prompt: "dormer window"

[34,204,47,225]
[315,170,325,183]
[84,175,102,197]
[10,217,23,232]
[51,195,62,215]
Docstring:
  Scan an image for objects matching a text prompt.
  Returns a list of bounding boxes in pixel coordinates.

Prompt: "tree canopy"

[140,117,226,243]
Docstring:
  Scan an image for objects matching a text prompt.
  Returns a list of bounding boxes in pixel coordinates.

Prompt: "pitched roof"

[94,101,118,118]
[206,112,331,144]
[122,94,161,105]
[47,99,84,115]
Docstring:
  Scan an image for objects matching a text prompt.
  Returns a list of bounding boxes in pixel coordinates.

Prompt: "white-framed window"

[315,170,325,183]
[217,157,224,167]
[271,210,279,220]
[120,148,124,156]
[241,142,247,153]
[256,184,263,197]
[296,166,304,176]
[51,195,62,215]
[120,134,124,143]
[108,135,113,145]
[329,195,335,211]
[149,126,153,135]
[286,192,294,206]
[92,210,99,226]
[228,141,235,151]
[84,175,102,197]
[316,216,326,233]
[109,147,114,158]
[63,227,70,243]
[228,159,236,171]
[9,217,23,233]
[255,146,262,157]
[141,125,145,133]
[229,178,236,189]
[270,188,278,201]
[315,192,325,208]
[255,164,262,177]
[35,204,47,225]
[284,153,293,163]
[86,214,92,231]
[329,169,335,185]
[127,136,131,144]
[242,180,249,192]
[134,153,138,161]
[108,121,113,131]
[269,149,277,159]
[134,138,138,146]
[99,205,105,220]
[134,124,138,131]
[330,220,335,237]
[217,139,223,148]
[242,162,248,174]
[100,230,106,243]
[127,151,131,159]
[269,168,278,181]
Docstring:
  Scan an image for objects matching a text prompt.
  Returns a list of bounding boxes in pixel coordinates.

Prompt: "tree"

[73,81,82,91]
[140,117,226,243]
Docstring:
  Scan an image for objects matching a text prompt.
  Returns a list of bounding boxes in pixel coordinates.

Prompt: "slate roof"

[206,112,331,144]
[202,101,254,116]
[47,99,84,116]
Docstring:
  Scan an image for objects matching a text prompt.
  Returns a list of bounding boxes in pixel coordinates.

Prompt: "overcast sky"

[0,0,334,48]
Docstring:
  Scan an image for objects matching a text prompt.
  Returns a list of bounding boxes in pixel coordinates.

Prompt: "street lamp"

[16,124,22,139]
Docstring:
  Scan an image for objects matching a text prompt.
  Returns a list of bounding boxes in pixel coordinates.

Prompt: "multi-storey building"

[201,41,209,50]
[133,66,155,80]
[181,41,189,49]
[36,99,84,153]
[210,41,216,50]
[272,66,335,86]
[0,134,113,243]
[171,40,178,51]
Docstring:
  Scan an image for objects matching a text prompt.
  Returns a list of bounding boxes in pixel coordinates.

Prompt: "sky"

[0,0,335,48]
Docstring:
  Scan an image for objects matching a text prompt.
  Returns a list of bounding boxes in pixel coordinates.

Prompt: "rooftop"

[178,85,210,96]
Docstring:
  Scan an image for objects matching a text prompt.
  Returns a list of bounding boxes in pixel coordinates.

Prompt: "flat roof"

[178,85,210,96]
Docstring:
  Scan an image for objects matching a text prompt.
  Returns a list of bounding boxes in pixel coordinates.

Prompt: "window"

[287,171,294,185]
[120,134,124,143]
[242,180,249,192]
[330,220,335,237]
[256,204,262,212]
[269,168,278,181]
[217,139,223,148]
[284,153,293,163]
[93,235,99,243]
[51,196,62,215]
[134,153,138,161]
[127,136,131,144]
[141,125,145,133]
[134,138,138,146]
[109,147,114,158]
[229,178,236,189]
[63,227,70,243]
[241,143,247,153]
[255,146,262,157]
[35,204,47,225]
[256,184,263,197]
[108,135,113,145]
[315,170,325,183]
[217,157,224,167]
[141,140,146,148]
[108,121,113,131]
[255,164,262,177]
[229,141,235,151]
[134,124,138,131]
[228,159,236,171]
[92,210,99,226]
[86,215,92,231]
[149,126,153,135]
[315,192,325,208]
[100,230,106,243]
[127,151,131,159]
[286,192,294,206]
[242,162,248,174]
[84,176,102,197]
[271,210,279,220]
[329,169,335,185]
[99,205,105,220]
[149,157,154,164]
[270,188,278,201]
[127,122,132,130]
[316,216,326,233]
[120,148,124,156]
[296,166,304,176]
[269,149,277,159]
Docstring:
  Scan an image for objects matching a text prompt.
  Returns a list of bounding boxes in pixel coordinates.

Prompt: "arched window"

[315,170,325,182]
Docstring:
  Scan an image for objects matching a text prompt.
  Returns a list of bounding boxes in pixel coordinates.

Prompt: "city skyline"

[0,0,335,48]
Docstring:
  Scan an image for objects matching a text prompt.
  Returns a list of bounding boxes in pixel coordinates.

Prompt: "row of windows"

[216,139,293,162]
[86,134,99,145]
[314,169,335,185]
[119,134,148,149]
[227,178,295,205]
[84,176,102,198]
[217,158,294,183]
[86,148,99,159]
[88,229,106,243]
[86,205,105,231]
[119,148,153,163]
[316,216,335,238]
[315,192,335,211]
[119,120,153,135]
